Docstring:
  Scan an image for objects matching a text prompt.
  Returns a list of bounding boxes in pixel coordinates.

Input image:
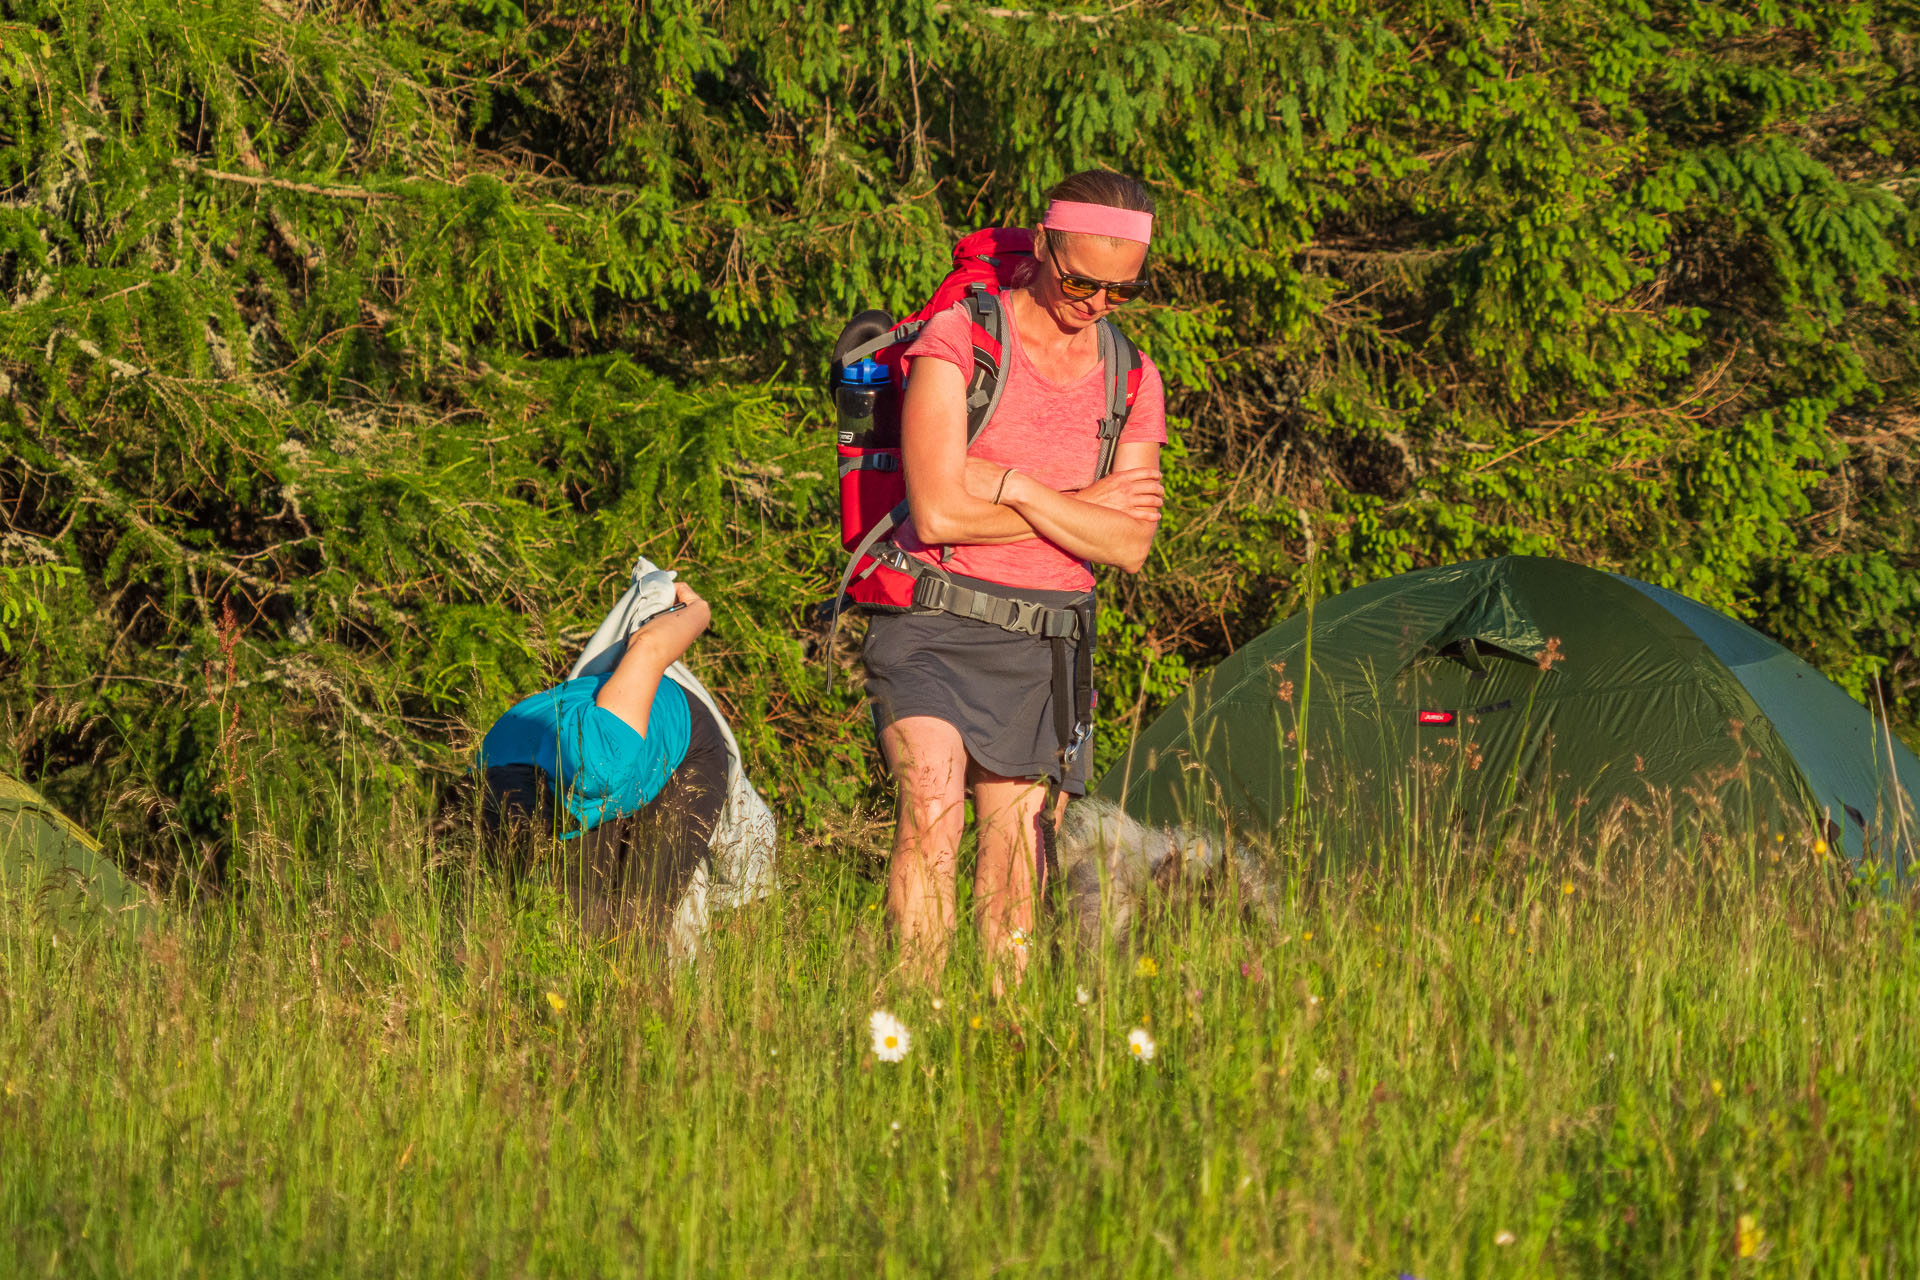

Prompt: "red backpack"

[825,227,1145,635]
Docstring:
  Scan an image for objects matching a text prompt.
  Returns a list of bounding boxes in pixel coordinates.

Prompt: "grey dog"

[1053,799,1278,949]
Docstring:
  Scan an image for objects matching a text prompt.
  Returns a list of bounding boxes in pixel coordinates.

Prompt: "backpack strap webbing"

[961,287,1009,444]
[838,452,900,479]
[822,497,911,693]
[1093,319,1143,482]
[838,319,926,368]
[1036,587,1098,892]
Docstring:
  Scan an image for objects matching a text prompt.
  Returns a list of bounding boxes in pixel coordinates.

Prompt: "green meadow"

[6,801,1916,1277]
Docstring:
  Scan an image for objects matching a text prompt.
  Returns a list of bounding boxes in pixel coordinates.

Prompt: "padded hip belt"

[907,569,1084,640]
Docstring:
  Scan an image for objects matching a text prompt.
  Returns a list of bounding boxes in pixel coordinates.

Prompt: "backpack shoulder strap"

[961,287,1009,445]
[1093,319,1144,480]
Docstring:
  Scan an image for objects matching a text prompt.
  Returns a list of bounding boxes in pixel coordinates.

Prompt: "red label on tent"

[1418,710,1455,725]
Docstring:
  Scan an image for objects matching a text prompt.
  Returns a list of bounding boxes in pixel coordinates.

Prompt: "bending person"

[478,582,725,944]
[867,170,1168,985]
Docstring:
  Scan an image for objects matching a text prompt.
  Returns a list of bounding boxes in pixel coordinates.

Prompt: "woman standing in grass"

[478,581,727,946]
[867,170,1168,985]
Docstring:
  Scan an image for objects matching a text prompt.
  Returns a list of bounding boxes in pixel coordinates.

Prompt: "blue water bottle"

[835,358,890,449]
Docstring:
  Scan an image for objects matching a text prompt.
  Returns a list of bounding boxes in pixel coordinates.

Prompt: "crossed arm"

[899,357,1165,573]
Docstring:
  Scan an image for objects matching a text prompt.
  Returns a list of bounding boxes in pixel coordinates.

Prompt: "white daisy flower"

[1075,986,1093,1006]
[931,997,944,1011]
[869,1009,911,1063]
[1494,1230,1516,1247]
[1312,1065,1333,1084]
[1127,1027,1156,1062]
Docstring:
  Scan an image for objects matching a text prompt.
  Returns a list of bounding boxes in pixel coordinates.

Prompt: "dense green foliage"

[6,816,1918,1274]
[1,0,1916,868]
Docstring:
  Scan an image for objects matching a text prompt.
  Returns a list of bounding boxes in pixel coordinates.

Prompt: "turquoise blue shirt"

[478,674,693,832]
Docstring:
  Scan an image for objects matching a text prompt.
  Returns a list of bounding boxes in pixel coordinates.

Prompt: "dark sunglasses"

[1050,256,1149,305]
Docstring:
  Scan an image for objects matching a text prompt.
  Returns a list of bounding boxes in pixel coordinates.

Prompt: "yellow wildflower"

[545,991,567,1015]
[1135,955,1159,979]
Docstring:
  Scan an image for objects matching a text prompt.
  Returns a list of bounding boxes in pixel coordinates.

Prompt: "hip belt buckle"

[1009,599,1045,634]
[910,574,952,613]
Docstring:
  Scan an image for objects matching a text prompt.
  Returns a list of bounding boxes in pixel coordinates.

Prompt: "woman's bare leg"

[880,716,970,981]
[970,772,1060,992]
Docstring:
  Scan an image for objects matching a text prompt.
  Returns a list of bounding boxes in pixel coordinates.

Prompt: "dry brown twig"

[170,158,393,203]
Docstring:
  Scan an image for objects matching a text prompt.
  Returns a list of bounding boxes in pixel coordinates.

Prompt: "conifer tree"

[1,0,1913,872]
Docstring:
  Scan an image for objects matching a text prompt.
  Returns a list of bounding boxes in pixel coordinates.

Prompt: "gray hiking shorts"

[862,579,1096,794]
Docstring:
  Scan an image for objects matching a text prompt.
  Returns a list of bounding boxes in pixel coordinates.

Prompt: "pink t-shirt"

[896,301,1166,592]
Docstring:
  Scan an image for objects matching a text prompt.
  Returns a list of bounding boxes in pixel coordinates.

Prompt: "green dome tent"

[1099,557,1919,871]
[1,772,153,928]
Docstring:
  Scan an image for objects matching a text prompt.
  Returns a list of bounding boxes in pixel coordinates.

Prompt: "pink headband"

[1041,200,1154,244]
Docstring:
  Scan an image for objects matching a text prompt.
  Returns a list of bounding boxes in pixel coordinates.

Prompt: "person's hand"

[670,580,712,635]
[1074,467,1164,523]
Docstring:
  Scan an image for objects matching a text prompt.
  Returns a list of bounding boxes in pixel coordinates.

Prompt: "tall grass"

[3,782,1917,1277]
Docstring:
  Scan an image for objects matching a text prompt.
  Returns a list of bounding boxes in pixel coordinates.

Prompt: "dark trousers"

[481,693,729,938]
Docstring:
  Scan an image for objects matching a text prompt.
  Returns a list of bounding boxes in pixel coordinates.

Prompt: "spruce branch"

[35,430,285,600]
[4,375,285,601]
[170,159,394,203]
